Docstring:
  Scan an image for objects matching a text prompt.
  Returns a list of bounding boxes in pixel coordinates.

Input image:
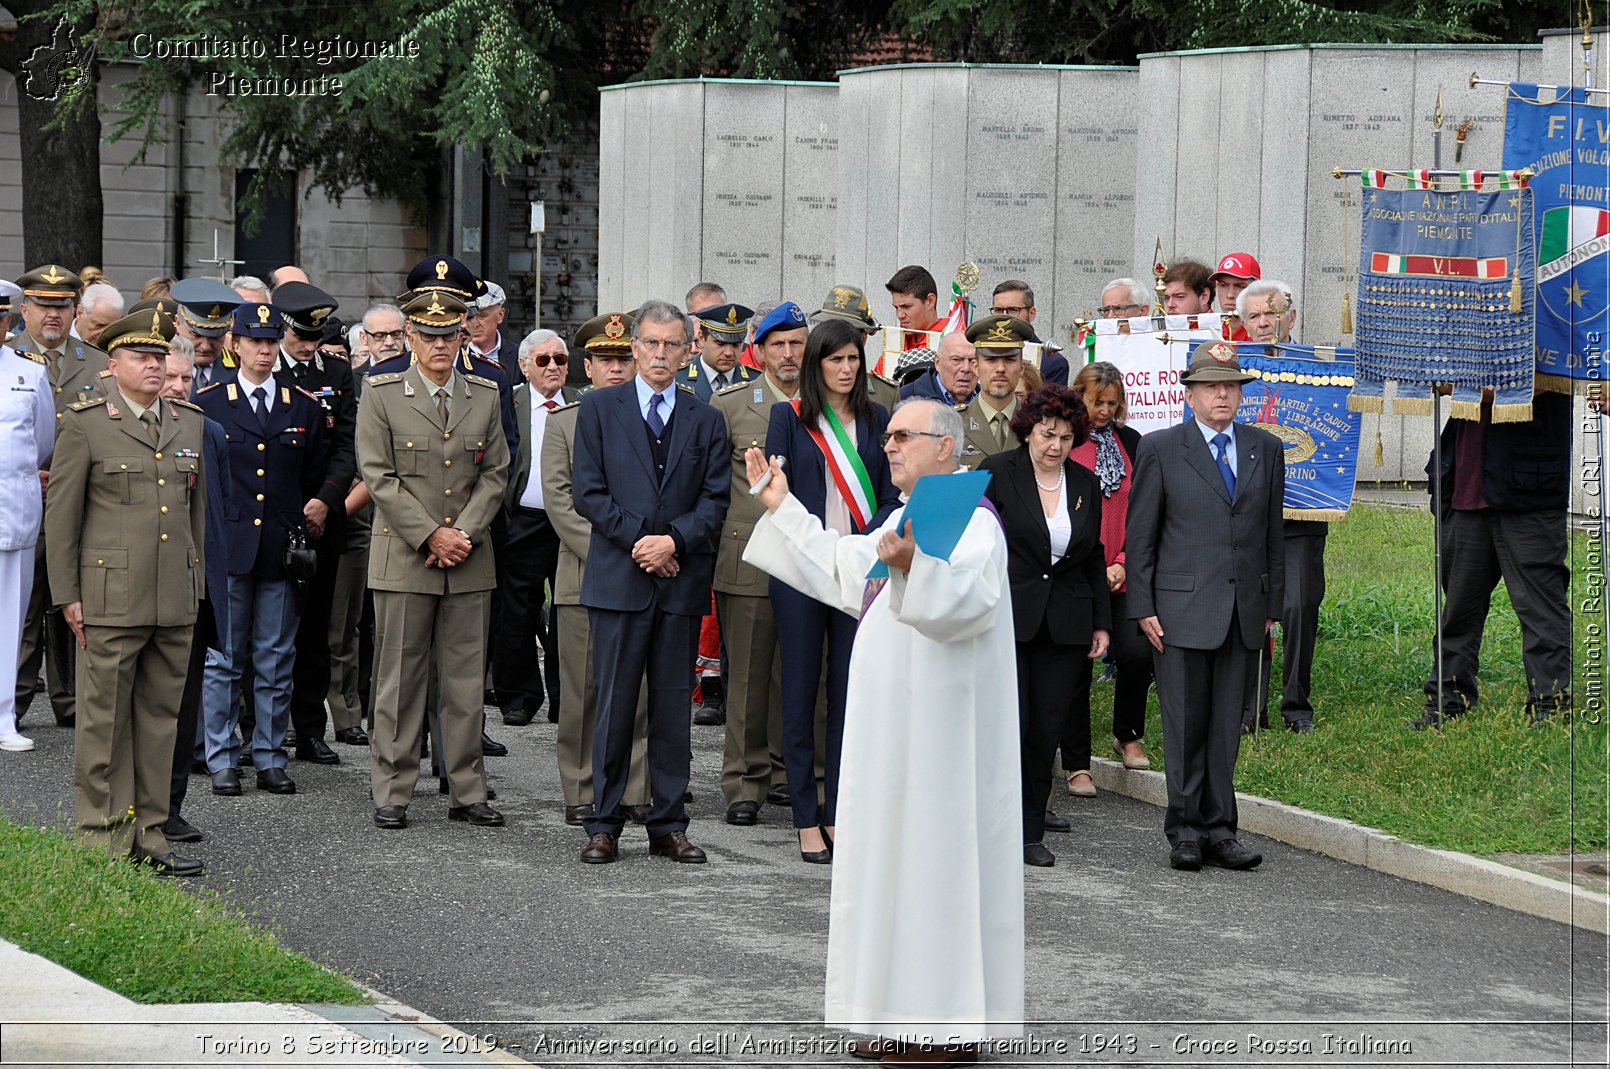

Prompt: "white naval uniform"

[0,346,55,737]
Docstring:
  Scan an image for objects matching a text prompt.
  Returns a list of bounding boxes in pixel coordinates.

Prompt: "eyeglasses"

[989,305,1029,317]
[531,353,568,368]
[365,329,405,342]
[1098,303,1148,317]
[636,339,688,353]
[880,429,949,447]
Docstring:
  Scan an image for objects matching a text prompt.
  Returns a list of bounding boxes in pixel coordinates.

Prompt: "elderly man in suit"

[1126,342,1284,872]
[898,329,979,406]
[571,299,730,864]
[46,308,208,876]
[495,328,575,727]
[359,290,510,830]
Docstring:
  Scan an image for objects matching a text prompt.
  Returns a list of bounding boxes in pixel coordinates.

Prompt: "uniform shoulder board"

[676,382,696,395]
[194,381,225,395]
[367,372,404,386]
[870,372,899,390]
[552,399,581,413]
[97,368,114,378]
[169,397,203,412]
[294,385,322,402]
[68,395,108,412]
[714,378,756,397]
[18,349,45,365]
[464,373,498,389]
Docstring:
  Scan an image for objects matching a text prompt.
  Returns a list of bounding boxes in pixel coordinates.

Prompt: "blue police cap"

[232,302,285,339]
[753,301,807,345]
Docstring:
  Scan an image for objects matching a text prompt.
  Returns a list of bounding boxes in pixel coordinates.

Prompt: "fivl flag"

[1503,83,1610,385]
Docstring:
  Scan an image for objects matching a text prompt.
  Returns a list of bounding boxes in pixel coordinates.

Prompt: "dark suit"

[764,399,899,831]
[981,446,1110,843]
[898,368,974,406]
[675,360,758,402]
[572,378,730,838]
[1127,418,1284,846]
[495,383,573,721]
[1040,349,1070,387]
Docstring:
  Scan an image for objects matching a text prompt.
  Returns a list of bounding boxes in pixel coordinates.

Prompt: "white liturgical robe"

[745,491,1024,1044]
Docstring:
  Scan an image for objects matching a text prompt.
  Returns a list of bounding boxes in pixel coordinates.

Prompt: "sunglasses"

[880,429,948,447]
[532,353,568,368]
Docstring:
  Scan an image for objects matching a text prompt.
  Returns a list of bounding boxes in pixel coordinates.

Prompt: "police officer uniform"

[194,303,329,795]
[956,315,1035,468]
[170,278,241,392]
[44,309,207,875]
[676,303,759,402]
[0,340,55,749]
[14,265,107,730]
[358,290,511,828]
[541,313,651,821]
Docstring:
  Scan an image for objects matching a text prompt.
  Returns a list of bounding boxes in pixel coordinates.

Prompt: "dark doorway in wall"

[233,170,297,283]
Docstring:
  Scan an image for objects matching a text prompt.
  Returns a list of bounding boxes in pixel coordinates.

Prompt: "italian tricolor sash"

[793,399,875,531]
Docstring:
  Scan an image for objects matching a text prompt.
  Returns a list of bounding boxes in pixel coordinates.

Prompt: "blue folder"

[866,470,993,579]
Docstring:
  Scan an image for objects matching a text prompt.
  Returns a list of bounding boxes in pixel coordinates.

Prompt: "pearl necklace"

[1034,466,1065,493]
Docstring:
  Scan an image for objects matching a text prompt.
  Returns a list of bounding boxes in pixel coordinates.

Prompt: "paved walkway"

[1,698,1605,1067]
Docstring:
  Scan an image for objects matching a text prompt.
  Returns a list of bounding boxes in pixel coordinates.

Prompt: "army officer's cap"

[691,302,753,342]
[16,264,82,305]
[170,277,243,338]
[100,308,176,354]
[808,284,880,332]
[964,315,1034,353]
[402,289,468,336]
[575,311,636,356]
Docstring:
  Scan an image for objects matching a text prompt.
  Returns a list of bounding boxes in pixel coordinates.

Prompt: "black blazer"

[764,400,900,532]
[980,445,1111,645]
[1428,390,1571,512]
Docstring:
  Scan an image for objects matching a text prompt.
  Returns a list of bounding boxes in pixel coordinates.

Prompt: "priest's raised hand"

[743,447,789,512]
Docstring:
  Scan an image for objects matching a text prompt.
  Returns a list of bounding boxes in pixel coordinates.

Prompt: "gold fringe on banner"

[1490,401,1535,423]
[1395,397,1434,416]
[1447,398,1485,420]
[1340,291,1353,334]
[1348,394,1383,413]
[1535,372,1583,396]
[1285,507,1349,521]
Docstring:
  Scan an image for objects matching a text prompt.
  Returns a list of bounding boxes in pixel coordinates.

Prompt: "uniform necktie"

[251,385,269,431]
[1212,432,1236,500]
[712,373,727,391]
[647,391,665,436]
[436,387,450,428]
[991,412,1007,450]
[195,364,210,388]
[139,408,160,446]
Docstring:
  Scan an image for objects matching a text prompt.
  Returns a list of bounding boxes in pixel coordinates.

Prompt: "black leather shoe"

[1043,809,1071,833]
[480,731,508,757]
[564,804,594,826]
[334,726,369,746]
[649,830,707,863]
[373,805,408,829]
[1287,719,1314,734]
[55,713,75,728]
[624,804,651,824]
[501,707,534,727]
[437,777,497,800]
[449,802,506,826]
[725,800,759,826]
[800,845,832,864]
[256,767,297,794]
[1169,840,1202,871]
[137,851,204,878]
[162,815,205,843]
[580,832,618,864]
[236,749,253,768]
[1024,842,1056,867]
[766,783,790,806]
[295,738,340,765]
[1203,838,1263,870]
[692,702,726,726]
[210,768,242,796]
[189,759,208,776]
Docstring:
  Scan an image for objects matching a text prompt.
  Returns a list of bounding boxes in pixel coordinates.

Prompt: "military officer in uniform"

[542,312,652,825]
[195,303,329,796]
[170,278,242,391]
[676,303,759,401]
[0,329,55,751]
[14,265,106,732]
[44,308,207,876]
[956,316,1033,468]
[806,284,882,343]
[359,289,510,829]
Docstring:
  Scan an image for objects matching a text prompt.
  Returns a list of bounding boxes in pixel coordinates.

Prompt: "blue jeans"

[203,573,297,772]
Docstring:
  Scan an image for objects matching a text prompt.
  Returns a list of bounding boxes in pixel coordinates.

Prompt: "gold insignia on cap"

[257,305,271,324]
[987,319,1015,342]
[208,304,221,319]
[435,260,449,281]
[832,287,854,309]
[310,307,331,323]
[726,305,738,326]
[1209,342,1234,363]
[604,314,626,340]
[150,311,161,333]
[427,295,446,317]
[42,265,65,286]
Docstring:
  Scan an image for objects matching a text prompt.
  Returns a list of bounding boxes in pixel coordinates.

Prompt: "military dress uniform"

[676,303,759,403]
[0,343,55,747]
[44,310,206,869]
[14,265,107,728]
[358,293,510,827]
[956,315,1035,469]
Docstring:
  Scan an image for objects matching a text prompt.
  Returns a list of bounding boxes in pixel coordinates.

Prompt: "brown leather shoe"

[580,832,618,864]
[849,1038,905,1059]
[879,1044,979,1065]
[564,804,594,826]
[648,829,707,863]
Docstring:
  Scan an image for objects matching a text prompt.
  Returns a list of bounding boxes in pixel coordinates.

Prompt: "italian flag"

[1409,170,1433,189]
[1361,169,1390,188]
[1540,206,1610,264]
[1493,170,1529,189]
[933,294,968,339]
[1459,170,1485,190]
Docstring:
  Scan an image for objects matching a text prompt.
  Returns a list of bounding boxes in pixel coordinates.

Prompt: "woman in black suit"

[765,319,900,863]
[980,384,1111,868]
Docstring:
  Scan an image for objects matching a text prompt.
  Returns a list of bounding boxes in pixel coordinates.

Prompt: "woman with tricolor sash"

[765,319,901,864]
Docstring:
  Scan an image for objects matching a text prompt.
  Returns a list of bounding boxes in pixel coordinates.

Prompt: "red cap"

[1210,253,1261,282]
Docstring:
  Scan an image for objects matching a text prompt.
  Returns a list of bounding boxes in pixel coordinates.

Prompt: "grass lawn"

[0,816,365,1004]
[1119,502,1609,857]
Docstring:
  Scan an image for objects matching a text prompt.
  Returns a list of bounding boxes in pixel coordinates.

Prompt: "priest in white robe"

[743,398,1023,1067]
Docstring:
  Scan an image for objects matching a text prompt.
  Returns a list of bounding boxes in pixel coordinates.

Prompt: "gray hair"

[229,275,270,301]
[1102,278,1151,313]
[631,299,692,344]
[519,328,562,360]
[1238,279,1295,317]
[80,282,124,315]
[166,333,196,368]
[346,324,366,350]
[362,303,404,331]
[895,397,965,465]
